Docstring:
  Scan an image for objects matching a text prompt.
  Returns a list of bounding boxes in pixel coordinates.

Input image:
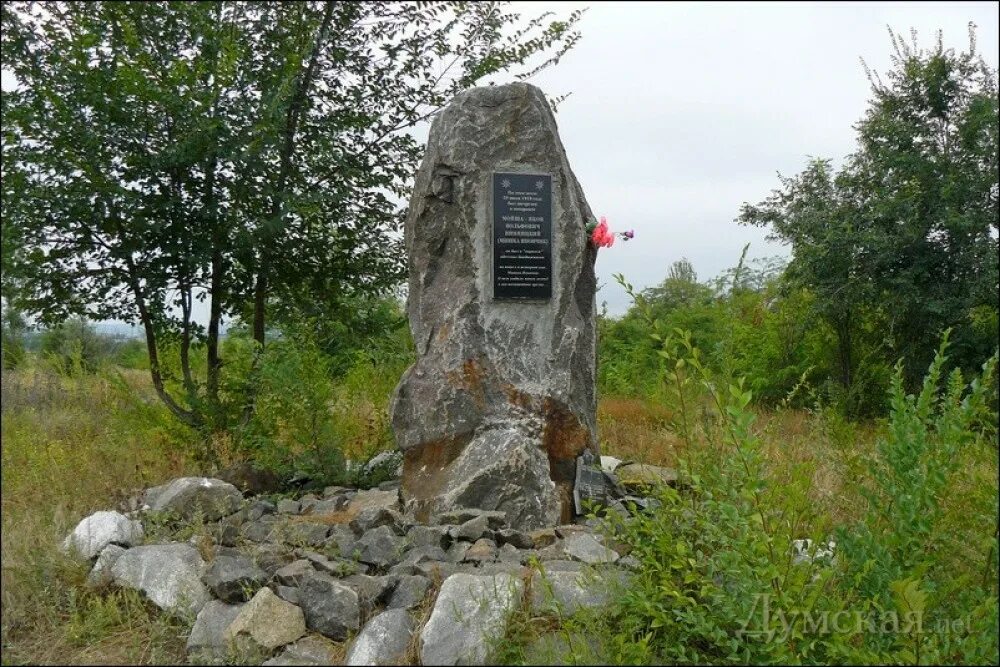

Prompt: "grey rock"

[274,585,301,606]
[342,573,397,616]
[617,554,641,570]
[144,477,243,521]
[462,538,497,563]
[301,551,359,578]
[186,599,243,658]
[495,528,533,550]
[434,508,491,526]
[355,525,405,569]
[475,562,530,577]
[539,559,585,573]
[407,524,451,550]
[63,511,143,560]
[111,543,210,615]
[263,635,340,666]
[241,516,281,543]
[299,572,361,641]
[273,559,316,587]
[554,524,589,539]
[536,541,567,561]
[345,609,414,666]
[562,532,619,565]
[202,554,267,603]
[248,543,294,575]
[531,570,611,615]
[246,500,276,522]
[225,586,305,651]
[445,540,469,563]
[346,489,400,515]
[304,498,346,515]
[392,82,600,530]
[279,521,331,548]
[323,485,349,498]
[378,480,400,491]
[86,544,127,588]
[216,523,240,547]
[349,507,405,536]
[496,543,523,564]
[529,528,558,549]
[454,515,491,542]
[324,524,358,560]
[400,545,450,566]
[420,573,525,665]
[387,575,431,610]
[277,499,301,515]
[412,560,461,581]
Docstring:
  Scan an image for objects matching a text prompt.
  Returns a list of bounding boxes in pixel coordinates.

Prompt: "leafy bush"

[528,279,1000,666]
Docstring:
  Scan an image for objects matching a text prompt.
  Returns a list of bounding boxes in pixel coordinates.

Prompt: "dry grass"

[1,365,198,665]
[597,395,876,529]
[597,397,683,467]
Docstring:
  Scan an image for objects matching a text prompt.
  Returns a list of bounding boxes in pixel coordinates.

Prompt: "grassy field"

[1,361,996,664]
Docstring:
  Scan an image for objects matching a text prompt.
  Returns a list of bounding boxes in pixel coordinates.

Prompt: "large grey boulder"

[111,543,211,615]
[345,608,415,666]
[391,82,599,530]
[420,572,524,665]
[144,477,243,521]
[63,510,143,559]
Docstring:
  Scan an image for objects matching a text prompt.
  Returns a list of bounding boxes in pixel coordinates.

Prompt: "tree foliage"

[1,1,583,430]
[739,25,999,408]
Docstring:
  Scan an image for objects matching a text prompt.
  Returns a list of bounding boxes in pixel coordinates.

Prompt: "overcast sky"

[3,1,997,328]
[488,0,999,314]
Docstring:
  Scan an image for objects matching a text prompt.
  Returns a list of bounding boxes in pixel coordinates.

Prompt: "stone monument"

[390,82,599,530]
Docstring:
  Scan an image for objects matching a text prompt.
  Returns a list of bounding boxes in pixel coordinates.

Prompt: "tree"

[739,25,998,408]
[1,1,583,431]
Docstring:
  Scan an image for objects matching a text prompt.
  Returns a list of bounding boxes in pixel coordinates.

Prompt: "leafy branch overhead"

[0,1,583,431]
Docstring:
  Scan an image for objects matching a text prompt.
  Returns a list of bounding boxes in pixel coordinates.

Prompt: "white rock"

[111,543,211,615]
[599,456,622,473]
[345,608,415,666]
[420,573,524,666]
[62,510,143,560]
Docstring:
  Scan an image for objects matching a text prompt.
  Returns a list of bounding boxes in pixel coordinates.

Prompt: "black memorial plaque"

[493,172,553,300]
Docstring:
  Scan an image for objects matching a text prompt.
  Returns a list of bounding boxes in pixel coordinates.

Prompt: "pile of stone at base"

[61,456,676,666]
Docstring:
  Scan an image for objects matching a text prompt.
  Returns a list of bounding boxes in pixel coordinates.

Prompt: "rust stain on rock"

[444,357,487,410]
[402,434,470,523]
[501,385,593,522]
